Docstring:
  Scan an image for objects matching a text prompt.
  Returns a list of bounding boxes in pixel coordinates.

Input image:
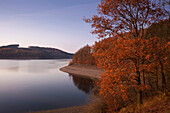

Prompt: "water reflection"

[0,60,92,113]
[0,60,19,72]
[69,74,94,94]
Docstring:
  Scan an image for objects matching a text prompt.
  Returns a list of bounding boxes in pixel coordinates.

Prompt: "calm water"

[0,60,94,113]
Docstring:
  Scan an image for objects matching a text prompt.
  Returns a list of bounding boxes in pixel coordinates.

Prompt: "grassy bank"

[119,93,170,113]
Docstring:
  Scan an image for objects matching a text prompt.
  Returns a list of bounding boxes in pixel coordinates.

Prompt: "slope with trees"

[0,44,73,59]
[83,0,169,112]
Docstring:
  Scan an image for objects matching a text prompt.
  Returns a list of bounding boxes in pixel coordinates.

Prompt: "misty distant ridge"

[0,44,74,59]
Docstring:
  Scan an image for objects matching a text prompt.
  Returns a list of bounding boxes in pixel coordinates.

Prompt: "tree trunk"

[137,89,143,108]
[160,61,167,91]
[143,70,145,84]
[155,66,159,91]
[148,77,153,94]
[136,68,143,107]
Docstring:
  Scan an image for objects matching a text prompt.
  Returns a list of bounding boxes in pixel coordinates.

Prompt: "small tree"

[72,45,96,65]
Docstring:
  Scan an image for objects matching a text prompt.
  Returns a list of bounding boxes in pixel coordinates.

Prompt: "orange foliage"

[93,35,169,112]
[84,0,169,112]
[72,45,96,65]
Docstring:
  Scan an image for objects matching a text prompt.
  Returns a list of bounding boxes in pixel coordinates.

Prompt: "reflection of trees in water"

[69,74,94,94]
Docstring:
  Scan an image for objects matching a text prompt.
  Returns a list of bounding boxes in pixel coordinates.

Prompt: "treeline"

[72,45,96,65]
[0,45,73,59]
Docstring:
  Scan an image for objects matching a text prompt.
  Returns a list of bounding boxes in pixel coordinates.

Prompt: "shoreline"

[60,64,103,79]
[32,64,103,113]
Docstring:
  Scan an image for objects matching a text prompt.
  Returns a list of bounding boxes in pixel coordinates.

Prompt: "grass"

[119,92,170,113]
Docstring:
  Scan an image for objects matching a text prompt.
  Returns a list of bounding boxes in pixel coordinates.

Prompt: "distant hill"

[0,44,74,59]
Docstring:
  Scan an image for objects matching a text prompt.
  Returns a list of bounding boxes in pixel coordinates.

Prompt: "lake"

[0,60,94,113]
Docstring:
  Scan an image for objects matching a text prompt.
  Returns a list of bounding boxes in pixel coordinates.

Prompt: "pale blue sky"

[0,0,99,53]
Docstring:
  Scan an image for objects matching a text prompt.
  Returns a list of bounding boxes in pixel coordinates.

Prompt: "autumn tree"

[72,45,96,65]
[84,0,168,39]
[84,0,169,111]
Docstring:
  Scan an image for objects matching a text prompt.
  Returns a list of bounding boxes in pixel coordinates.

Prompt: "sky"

[0,0,99,53]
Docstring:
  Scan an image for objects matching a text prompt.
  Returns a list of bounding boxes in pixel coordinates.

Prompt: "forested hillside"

[0,44,74,59]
